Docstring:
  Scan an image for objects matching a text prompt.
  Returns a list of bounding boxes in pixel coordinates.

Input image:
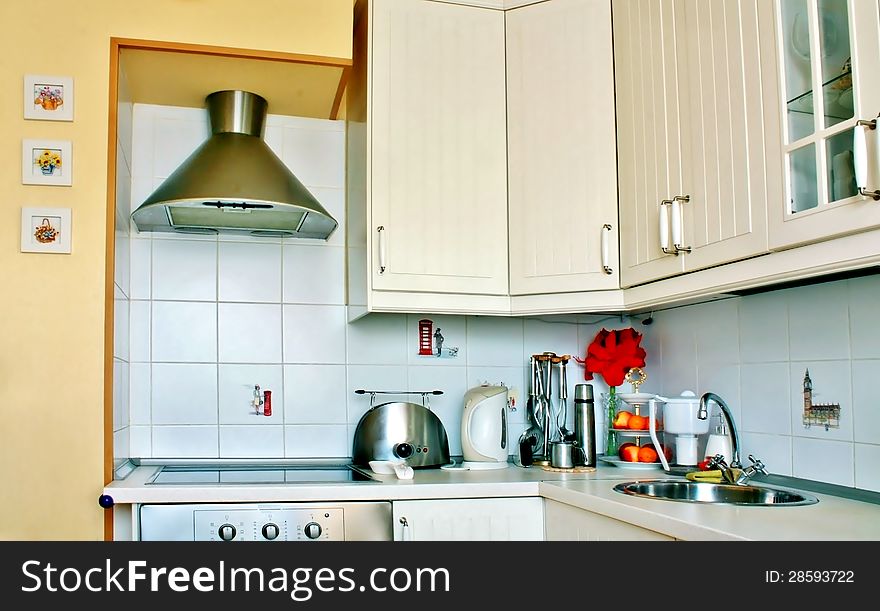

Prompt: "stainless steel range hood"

[131,90,338,239]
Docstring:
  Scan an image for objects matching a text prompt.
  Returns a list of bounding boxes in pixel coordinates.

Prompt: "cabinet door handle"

[671,195,692,254]
[659,200,674,255]
[399,516,411,541]
[854,118,880,200]
[377,225,387,274]
[601,223,613,274]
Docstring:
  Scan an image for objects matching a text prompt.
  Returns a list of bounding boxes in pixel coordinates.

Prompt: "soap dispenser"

[704,417,732,464]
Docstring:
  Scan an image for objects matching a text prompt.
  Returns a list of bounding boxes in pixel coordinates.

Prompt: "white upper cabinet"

[616,0,781,288]
[367,0,509,296]
[614,0,687,287]
[507,0,620,295]
[771,0,880,249]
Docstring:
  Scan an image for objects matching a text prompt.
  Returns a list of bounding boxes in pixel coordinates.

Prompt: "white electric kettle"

[461,384,509,470]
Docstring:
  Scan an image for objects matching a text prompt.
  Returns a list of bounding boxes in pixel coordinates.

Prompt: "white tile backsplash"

[218,242,282,303]
[854,443,880,492]
[280,124,345,188]
[792,437,854,486]
[285,425,349,458]
[152,239,217,301]
[283,305,346,363]
[346,365,409,425]
[130,300,151,362]
[740,432,793,476]
[789,361,852,442]
[740,363,790,435]
[282,245,345,304]
[130,363,151,425]
[851,360,880,444]
[283,365,347,424]
[466,316,524,367]
[849,276,880,359]
[219,426,284,458]
[151,363,218,424]
[408,314,468,366]
[129,238,152,299]
[787,281,850,361]
[130,425,152,458]
[739,292,789,363]
[346,314,408,365]
[218,303,283,363]
[152,301,217,362]
[153,425,218,458]
[218,364,283,425]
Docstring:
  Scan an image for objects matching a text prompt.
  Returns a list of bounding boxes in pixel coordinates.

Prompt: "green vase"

[605,386,619,456]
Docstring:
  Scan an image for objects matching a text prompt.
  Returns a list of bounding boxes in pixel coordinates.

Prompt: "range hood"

[131,90,338,239]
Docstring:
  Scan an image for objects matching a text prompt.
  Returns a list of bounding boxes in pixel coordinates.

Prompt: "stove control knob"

[304,522,322,539]
[218,524,237,541]
[262,523,280,540]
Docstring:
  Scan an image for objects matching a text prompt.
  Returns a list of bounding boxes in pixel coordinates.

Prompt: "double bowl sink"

[613,480,819,507]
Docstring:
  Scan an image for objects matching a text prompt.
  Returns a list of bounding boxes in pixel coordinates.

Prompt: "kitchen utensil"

[573,384,597,467]
[351,390,450,468]
[556,356,572,440]
[550,441,585,469]
[460,384,509,470]
[704,418,733,464]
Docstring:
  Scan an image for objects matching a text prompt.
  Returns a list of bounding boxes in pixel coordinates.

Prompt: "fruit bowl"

[599,456,663,470]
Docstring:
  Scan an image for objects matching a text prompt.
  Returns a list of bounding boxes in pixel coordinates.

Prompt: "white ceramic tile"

[407,314,468,366]
[130,104,156,180]
[854,443,880,492]
[152,301,217,362]
[346,313,408,365]
[114,297,129,361]
[697,364,741,428]
[152,239,217,301]
[130,425,152,458]
[219,426,284,458]
[789,361,852,442]
[153,115,210,178]
[408,366,468,456]
[152,426,218,458]
[281,126,345,188]
[264,123,283,157]
[739,432,792,476]
[114,230,130,298]
[739,362,791,435]
[466,366,528,424]
[130,363,151,425]
[523,318,580,365]
[151,363,218,424]
[283,365,347,424]
[285,425,349,458]
[130,177,155,219]
[693,299,740,364]
[218,364,284,425]
[218,303,282,363]
[849,275,880,359]
[130,300,151,362]
[114,428,130,463]
[282,244,345,304]
[792,437,854,486]
[655,308,698,397]
[282,305,346,363]
[129,238,152,299]
[507,422,528,456]
[739,291,789,363]
[218,242,282,303]
[113,360,130,432]
[466,316,524,366]
[853,360,880,444]
[305,187,345,246]
[787,281,850,361]
[347,365,409,424]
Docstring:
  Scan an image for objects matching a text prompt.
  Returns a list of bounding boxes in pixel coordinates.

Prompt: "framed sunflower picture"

[20,207,72,254]
[24,74,74,121]
[22,139,72,186]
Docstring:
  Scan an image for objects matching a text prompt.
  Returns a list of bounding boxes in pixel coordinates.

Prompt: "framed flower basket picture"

[24,74,74,121]
[22,139,72,186]
[20,207,72,254]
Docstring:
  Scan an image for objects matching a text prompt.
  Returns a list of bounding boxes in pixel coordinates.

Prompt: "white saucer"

[599,456,663,470]
[440,461,509,470]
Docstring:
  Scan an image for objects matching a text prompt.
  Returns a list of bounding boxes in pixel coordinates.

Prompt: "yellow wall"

[0,0,352,540]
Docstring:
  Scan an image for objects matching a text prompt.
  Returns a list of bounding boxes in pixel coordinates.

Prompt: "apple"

[638,445,659,463]
[619,443,640,462]
[627,415,648,430]
[612,411,632,429]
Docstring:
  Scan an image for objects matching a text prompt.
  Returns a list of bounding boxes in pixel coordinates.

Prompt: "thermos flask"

[574,384,597,467]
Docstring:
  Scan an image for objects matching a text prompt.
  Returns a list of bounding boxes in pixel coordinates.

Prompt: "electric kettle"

[460,384,509,470]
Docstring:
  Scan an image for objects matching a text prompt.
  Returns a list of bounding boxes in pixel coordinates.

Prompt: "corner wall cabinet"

[770,0,880,249]
[614,0,783,288]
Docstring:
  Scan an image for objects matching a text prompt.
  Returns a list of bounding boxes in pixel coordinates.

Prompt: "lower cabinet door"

[543,499,673,541]
[392,497,544,541]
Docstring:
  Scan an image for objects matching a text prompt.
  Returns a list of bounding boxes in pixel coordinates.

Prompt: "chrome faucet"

[707,454,769,486]
[698,392,741,468]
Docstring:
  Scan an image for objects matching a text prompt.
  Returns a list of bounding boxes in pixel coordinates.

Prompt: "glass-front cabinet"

[772,0,880,249]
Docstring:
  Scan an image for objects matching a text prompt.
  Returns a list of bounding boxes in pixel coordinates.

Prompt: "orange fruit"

[638,445,659,463]
[620,444,641,462]
[627,415,648,430]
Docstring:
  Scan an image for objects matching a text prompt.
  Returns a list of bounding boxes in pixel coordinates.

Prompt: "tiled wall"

[642,275,880,492]
[120,103,616,460]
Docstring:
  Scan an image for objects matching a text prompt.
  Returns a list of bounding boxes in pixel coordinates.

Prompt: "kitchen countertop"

[104,464,880,540]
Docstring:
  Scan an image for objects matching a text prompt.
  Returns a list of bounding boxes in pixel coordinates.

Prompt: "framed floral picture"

[24,74,74,121]
[22,139,72,186]
[20,207,72,254]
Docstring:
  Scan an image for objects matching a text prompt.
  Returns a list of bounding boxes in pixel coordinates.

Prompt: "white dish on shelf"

[615,392,658,404]
[613,428,663,437]
[599,456,663,470]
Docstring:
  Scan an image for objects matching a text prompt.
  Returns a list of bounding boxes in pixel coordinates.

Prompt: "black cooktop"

[147,464,376,485]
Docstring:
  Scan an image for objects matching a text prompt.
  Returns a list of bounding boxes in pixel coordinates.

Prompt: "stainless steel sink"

[613,480,819,506]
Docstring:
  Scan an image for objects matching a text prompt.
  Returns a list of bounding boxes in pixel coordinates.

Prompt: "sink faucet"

[698,392,741,468]
[707,454,769,486]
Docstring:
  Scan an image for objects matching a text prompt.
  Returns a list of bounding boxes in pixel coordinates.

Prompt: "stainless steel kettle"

[352,400,450,468]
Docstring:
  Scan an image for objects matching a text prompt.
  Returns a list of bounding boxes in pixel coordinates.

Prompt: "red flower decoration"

[575,328,646,387]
